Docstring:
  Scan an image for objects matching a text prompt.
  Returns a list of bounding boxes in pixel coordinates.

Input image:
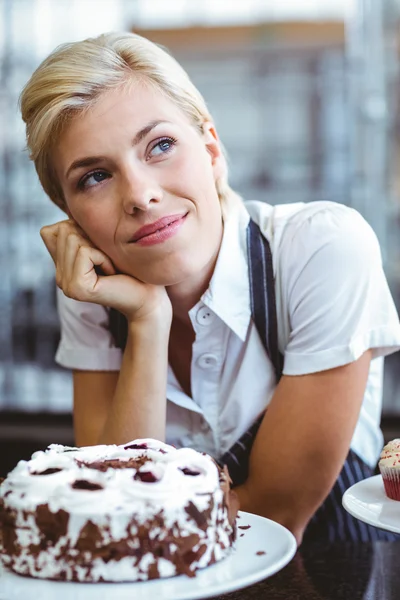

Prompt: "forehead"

[60,82,190,145]
[90,81,189,123]
[54,81,193,172]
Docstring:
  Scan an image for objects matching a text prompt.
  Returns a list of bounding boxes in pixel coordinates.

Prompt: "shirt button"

[201,421,210,433]
[196,306,214,326]
[197,353,219,369]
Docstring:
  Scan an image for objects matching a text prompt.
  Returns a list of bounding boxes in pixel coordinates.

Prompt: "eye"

[77,170,110,191]
[148,136,177,159]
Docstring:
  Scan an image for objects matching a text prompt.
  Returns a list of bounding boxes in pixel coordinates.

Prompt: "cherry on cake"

[0,439,238,582]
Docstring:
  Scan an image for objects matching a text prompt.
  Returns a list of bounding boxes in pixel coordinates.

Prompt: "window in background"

[1,0,399,412]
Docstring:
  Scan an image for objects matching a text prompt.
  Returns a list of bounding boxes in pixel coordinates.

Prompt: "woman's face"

[53,81,224,285]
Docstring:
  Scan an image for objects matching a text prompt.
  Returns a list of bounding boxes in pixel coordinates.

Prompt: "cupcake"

[379,439,400,500]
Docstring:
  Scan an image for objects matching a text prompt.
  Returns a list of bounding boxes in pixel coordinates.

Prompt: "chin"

[116,250,210,285]
[111,264,184,286]
[145,270,195,287]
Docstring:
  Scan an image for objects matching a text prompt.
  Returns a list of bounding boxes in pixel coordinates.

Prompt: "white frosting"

[379,439,400,468]
[0,438,236,582]
[380,438,400,456]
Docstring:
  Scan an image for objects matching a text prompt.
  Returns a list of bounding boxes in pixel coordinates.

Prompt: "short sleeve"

[55,288,123,371]
[279,204,400,375]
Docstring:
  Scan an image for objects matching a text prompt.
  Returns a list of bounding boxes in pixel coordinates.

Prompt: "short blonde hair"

[19,31,237,212]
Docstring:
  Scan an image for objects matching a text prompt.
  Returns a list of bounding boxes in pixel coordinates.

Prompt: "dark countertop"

[2,412,400,599]
[215,542,400,600]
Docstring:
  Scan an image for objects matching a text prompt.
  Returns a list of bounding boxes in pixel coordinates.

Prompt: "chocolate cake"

[0,439,238,582]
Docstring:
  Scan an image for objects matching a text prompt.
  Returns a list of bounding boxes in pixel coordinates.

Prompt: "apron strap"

[218,219,283,486]
[246,219,283,379]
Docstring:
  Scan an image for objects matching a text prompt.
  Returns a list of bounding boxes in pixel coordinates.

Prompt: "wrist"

[125,290,172,329]
[126,311,171,341]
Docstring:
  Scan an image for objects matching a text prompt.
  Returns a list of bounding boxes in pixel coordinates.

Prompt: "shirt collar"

[195,197,252,341]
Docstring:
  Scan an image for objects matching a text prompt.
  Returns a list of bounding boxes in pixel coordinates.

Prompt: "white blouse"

[55,199,400,468]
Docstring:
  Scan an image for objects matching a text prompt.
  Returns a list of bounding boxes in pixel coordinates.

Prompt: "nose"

[120,165,162,214]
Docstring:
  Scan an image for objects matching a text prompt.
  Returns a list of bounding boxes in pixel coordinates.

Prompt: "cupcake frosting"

[379,439,400,468]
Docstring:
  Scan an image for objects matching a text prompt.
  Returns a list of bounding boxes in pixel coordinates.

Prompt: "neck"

[167,234,222,326]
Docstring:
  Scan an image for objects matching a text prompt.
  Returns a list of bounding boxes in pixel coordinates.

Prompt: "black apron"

[109,218,397,543]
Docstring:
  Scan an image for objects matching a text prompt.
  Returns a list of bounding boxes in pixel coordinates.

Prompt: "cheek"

[70,204,115,250]
[173,146,216,191]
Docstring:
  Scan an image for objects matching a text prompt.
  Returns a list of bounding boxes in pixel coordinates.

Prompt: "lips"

[130,213,187,243]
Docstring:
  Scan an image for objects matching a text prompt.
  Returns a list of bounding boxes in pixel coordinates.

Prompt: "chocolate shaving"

[256,551,266,556]
[77,456,149,471]
[76,520,103,552]
[134,471,159,483]
[238,525,251,530]
[35,504,69,544]
[72,480,104,491]
[0,505,20,556]
[148,561,160,579]
[31,468,63,476]
[181,542,207,570]
[218,465,240,528]
[176,532,200,555]
[124,443,148,450]
[180,468,201,476]
[185,501,207,528]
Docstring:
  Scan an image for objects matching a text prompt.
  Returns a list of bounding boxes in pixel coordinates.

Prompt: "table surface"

[1,541,399,599]
[214,541,400,600]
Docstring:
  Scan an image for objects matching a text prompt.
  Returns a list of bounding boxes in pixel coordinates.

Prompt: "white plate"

[0,511,296,600]
[342,474,400,533]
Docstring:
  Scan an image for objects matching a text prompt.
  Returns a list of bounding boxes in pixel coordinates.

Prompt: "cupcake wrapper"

[379,464,400,500]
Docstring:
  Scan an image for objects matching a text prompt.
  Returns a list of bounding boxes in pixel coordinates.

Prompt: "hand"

[40,219,172,323]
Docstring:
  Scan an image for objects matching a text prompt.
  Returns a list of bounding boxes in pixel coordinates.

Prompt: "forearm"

[234,460,333,546]
[98,317,170,445]
[233,352,372,545]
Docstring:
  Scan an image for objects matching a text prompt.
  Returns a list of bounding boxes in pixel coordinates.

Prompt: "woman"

[20,32,400,545]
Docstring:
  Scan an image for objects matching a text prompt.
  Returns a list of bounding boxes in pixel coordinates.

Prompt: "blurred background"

[1,0,400,475]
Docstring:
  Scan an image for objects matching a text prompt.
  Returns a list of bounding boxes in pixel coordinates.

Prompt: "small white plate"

[342,474,400,533]
[0,511,296,600]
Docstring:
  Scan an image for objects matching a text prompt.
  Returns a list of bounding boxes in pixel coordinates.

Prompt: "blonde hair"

[19,31,238,212]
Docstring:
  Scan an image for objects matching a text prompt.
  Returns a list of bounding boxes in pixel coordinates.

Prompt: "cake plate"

[342,474,400,534]
[0,511,296,600]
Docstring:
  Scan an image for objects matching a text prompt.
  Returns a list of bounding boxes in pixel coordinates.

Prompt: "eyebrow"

[65,119,169,179]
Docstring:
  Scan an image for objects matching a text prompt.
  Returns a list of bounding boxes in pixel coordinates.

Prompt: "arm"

[41,219,172,446]
[72,314,170,446]
[235,349,372,545]
[234,204,400,544]
[73,371,119,446]
[97,313,170,444]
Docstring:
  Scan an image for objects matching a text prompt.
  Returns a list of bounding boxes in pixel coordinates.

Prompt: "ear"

[202,121,226,180]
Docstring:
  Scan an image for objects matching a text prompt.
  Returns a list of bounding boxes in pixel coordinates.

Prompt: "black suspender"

[247,219,283,381]
[218,219,282,485]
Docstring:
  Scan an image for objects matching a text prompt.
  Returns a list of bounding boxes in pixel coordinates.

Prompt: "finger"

[65,218,90,240]
[75,246,117,282]
[95,253,116,276]
[40,223,61,264]
[55,224,70,286]
[63,232,82,287]
[67,246,115,300]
